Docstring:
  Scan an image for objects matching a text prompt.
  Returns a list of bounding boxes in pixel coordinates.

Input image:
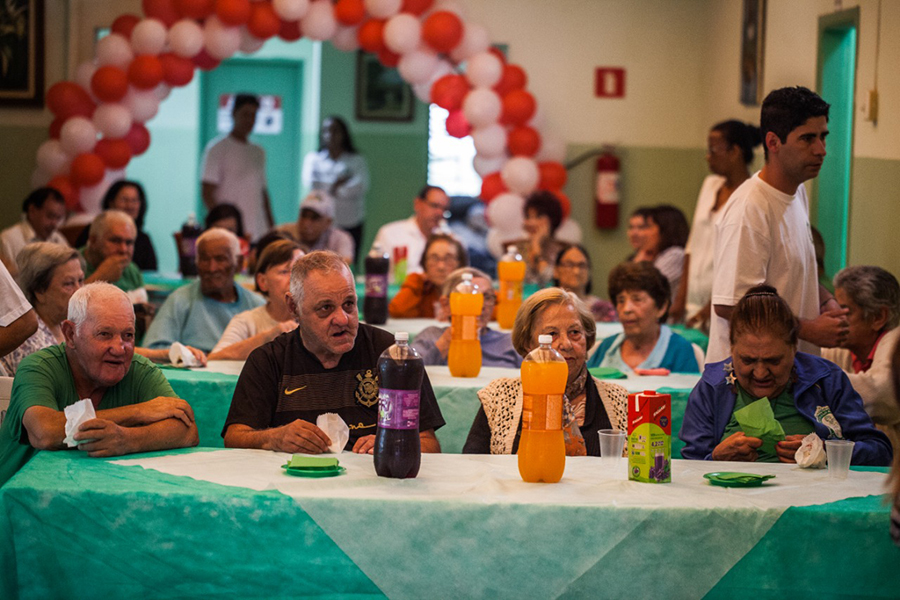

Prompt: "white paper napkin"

[169,342,201,367]
[63,399,96,448]
[316,413,350,453]
[795,432,827,469]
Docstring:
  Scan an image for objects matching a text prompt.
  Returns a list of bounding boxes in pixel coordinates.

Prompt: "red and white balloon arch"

[33,0,570,237]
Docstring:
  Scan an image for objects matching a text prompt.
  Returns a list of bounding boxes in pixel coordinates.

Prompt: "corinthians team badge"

[355,369,379,407]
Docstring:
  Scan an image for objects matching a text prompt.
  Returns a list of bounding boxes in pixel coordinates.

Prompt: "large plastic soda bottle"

[497,245,526,329]
[448,273,483,377]
[179,213,202,277]
[374,332,424,479]
[518,334,567,483]
[364,244,390,325]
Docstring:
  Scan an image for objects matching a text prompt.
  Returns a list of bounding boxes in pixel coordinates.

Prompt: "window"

[427,105,480,197]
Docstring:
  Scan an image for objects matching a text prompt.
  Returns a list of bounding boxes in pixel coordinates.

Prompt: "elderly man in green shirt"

[82,209,146,301]
[0,282,199,486]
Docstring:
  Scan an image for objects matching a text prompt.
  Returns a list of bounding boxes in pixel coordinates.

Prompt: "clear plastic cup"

[825,439,855,479]
[599,429,626,462]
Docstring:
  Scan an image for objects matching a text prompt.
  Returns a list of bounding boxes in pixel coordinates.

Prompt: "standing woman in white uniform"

[671,120,761,329]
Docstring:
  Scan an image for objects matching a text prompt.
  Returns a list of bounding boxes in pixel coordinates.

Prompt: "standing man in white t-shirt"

[201,94,274,241]
[707,86,849,363]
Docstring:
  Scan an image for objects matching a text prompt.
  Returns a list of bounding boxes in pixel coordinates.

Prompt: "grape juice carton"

[627,390,671,483]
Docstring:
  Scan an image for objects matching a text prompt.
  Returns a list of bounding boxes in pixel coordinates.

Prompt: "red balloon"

[48,176,80,211]
[95,138,134,170]
[142,0,180,26]
[538,162,567,191]
[357,19,386,53]
[278,20,303,41]
[124,122,152,155]
[401,0,433,16]
[193,49,221,71]
[159,52,195,86]
[552,190,571,219]
[49,116,65,139]
[247,1,280,39]
[46,82,95,118]
[488,47,506,65]
[334,0,365,26]
[111,14,141,38]
[378,48,400,68]
[500,89,536,126]
[480,172,506,202]
[128,55,165,89]
[176,0,214,19]
[422,11,463,54]
[494,64,527,96]
[216,0,251,25]
[430,74,468,111]
[445,109,470,138]
[70,153,106,188]
[91,66,129,102]
[507,126,541,157]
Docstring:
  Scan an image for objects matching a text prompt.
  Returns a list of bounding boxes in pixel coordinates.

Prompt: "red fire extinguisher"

[595,149,620,229]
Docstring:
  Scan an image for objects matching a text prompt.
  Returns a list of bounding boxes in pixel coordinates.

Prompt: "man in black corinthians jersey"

[223,251,444,454]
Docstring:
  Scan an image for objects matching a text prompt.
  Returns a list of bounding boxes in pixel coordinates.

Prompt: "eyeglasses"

[558,261,589,271]
[425,254,459,266]
[482,291,497,303]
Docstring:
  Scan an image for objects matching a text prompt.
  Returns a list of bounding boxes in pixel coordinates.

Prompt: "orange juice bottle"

[448,273,484,377]
[518,334,567,483]
[497,246,526,329]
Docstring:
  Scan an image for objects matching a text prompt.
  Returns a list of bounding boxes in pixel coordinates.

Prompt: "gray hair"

[440,266,493,297]
[834,265,900,329]
[511,287,596,358]
[289,250,352,305]
[88,209,136,242]
[67,282,134,332]
[16,242,83,304]
[196,227,242,263]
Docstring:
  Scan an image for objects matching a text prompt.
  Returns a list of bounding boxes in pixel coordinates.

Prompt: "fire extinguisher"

[595,149,620,229]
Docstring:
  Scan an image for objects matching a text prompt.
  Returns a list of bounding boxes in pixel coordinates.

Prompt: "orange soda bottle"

[518,334,568,483]
[448,273,484,377]
[497,246,526,329]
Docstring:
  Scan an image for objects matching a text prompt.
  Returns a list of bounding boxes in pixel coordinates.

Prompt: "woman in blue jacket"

[680,285,892,465]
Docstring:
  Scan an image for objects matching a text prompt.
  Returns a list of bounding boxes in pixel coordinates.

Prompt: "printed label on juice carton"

[627,390,672,483]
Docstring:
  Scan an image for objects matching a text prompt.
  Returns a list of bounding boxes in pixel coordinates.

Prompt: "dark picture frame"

[354,51,414,122]
[0,0,44,107]
[740,0,766,106]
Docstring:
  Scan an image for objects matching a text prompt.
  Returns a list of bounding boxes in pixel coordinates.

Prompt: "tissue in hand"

[169,342,201,367]
[63,399,96,448]
[795,432,827,469]
[316,413,350,453]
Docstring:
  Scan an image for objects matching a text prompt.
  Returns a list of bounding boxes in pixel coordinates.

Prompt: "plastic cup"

[599,429,626,462]
[825,439,855,479]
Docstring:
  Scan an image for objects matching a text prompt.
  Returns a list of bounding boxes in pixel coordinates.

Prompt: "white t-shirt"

[276,222,355,261]
[0,218,70,272]
[201,135,268,240]
[654,246,685,305]
[370,217,429,279]
[0,261,30,328]
[212,304,279,353]
[301,150,369,229]
[707,173,819,363]
[684,174,726,317]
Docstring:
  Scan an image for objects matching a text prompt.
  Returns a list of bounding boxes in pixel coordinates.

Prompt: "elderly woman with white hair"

[143,228,265,353]
[463,288,628,456]
[822,265,900,453]
[410,267,521,368]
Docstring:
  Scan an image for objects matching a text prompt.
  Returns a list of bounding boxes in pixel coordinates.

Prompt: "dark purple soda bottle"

[374,332,423,479]
[364,244,390,325]
[179,213,202,277]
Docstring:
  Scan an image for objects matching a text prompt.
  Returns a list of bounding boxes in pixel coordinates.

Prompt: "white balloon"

[398,49,440,85]
[465,51,503,88]
[365,0,402,19]
[501,156,540,195]
[123,88,160,123]
[462,88,501,128]
[31,168,52,189]
[204,16,242,60]
[153,83,172,100]
[60,117,98,156]
[486,192,524,235]
[79,176,116,215]
[330,25,359,51]
[556,218,583,245]
[75,61,97,95]
[383,14,421,54]
[92,104,133,138]
[169,19,205,58]
[302,0,338,41]
[36,140,72,176]
[535,132,566,162]
[485,227,521,259]
[472,154,508,178]
[273,0,310,21]
[471,123,506,158]
[131,19,168,55]
[239,28,266,54]
[96,34,134,69]
[449,22,489,62]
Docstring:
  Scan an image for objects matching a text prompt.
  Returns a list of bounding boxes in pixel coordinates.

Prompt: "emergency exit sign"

[595,68,626,98]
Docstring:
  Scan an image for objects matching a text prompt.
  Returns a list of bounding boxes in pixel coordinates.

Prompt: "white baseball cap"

[299,190,335,220]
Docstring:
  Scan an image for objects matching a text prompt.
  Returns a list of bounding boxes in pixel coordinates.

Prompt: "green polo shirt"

[82,249,144,292]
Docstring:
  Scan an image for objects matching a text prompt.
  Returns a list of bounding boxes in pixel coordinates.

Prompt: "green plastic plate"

[703,472,775,487]
[281,465,347,478]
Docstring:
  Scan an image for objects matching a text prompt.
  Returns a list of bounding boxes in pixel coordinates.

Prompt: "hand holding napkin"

[169,342,202,367]
[316,413,349,453]
[63,399,96,448]
[734,397,786,458]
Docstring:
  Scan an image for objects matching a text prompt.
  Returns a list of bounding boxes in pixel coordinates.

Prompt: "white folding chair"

[692,343,706,372]
[0,376,12,427]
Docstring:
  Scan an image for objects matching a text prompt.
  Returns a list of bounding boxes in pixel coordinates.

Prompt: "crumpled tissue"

[169,342,201,367]
[316,413,349,453]
[63,398,96,448]
[795,432,827,469]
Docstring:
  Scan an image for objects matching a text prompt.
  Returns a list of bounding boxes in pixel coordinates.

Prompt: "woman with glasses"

[411,267,521,368]
[552,244,616,322]
[389,233,468,318]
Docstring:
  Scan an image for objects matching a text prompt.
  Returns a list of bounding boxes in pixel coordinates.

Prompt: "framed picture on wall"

[0,0,44,107]
[355,51,414,122]
[740,0,766,106]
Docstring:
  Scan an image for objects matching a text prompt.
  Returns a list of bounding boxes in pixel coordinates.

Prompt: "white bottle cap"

[462,273,473,281]
[395,332,409,342]
[538,334,552,345]
[506,245,516,253]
